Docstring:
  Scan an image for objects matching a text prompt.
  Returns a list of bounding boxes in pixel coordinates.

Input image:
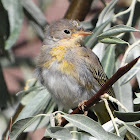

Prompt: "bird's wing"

[84,47,115,97]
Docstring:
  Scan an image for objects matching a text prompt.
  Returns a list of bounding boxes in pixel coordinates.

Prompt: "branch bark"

[64,0,93,21]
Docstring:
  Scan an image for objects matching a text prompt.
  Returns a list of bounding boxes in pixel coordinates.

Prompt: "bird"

[36,19,115,124]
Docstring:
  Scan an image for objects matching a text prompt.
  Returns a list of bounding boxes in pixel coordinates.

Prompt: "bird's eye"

[64,30,70,34]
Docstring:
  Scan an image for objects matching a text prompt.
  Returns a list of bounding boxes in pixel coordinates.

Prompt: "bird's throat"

[49,45,67,62]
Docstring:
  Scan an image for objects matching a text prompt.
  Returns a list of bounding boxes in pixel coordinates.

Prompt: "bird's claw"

[78,100,88,115]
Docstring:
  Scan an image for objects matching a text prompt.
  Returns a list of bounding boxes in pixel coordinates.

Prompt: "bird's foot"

[78,100,88,115]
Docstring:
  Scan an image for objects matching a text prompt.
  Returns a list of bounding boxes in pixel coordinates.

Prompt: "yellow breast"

[43,45,76,76]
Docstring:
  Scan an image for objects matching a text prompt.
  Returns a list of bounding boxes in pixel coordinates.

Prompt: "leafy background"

[0,0,140,140]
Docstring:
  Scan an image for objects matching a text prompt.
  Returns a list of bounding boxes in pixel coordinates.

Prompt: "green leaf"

[16,89,51,121]
[17,86,39,98]
[114,111,140,122]
[114,61,133,111]
[44,126,72,140]
[134,93,140,105]
[10,115,49,140]
[0,112,8,135]
[24,100,55,132]
[97,0,118,26]
[136,71,140,87]
[130,46,140,87]
[20,90,38,106]
[76,132,96,140]
[133,98,140,104]
[22,0,48,40]
[62,114,123,140]
[99,37,128,44]
[121,59,140,85]
[98,25,139,38]
[124,124,140,139]
[22,0,48,28]
[118,126,127,138]
[81,21,94,30]
[1,0,23,50]
[85,0,119,49]
[10,117,38,140]
[135,93,140,98]
[101,45,115,78]
[85,18,112,48]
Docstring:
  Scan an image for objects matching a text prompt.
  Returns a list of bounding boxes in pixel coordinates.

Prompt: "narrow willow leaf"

[135,93,140,98]
[130,46,140,87]
[133,98,140,104]
[62,114,123,140]
[99,37,128,44]
[22,0,48,28]
[85,18,112,48]
[124,124,140,139]
[10,117,38,140]
[1,0,23,50]
[16,89,51,121]
[97,0,118,26]
[76,132,96,140]
[85,0,118,49]
[136,70,140,87]
[101,45,115,78]
[81,21,94,30]
[114,61,133,111]
[24,78,37,89]
[98,25,139,38]
[16,86,39,97]
[10,115,49,140]
[109,24,139,31]
[114,111,140,122]
[21,90,39,106]
[92,43,106,61]
[121,59,140,85]
[63,114,106,140]
[116,81,133,111]
[24,100,55,132]
[30,21,44,39]
[118,126,127,138]
[44,126,72,140]
[134,93,140,104]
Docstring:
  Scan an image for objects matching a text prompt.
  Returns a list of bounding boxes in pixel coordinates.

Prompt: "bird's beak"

[72,30,93,37]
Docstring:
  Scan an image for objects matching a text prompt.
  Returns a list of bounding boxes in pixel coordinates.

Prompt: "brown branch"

[64,0,93,21]
[7,118,12,140]
[61,56,140,126]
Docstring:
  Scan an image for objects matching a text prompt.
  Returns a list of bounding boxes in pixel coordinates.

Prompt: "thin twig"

[102,93,129,112]
[101,98,120,136]
[114,0,136,19]
[126,0,136,27]
[120,40,140,67]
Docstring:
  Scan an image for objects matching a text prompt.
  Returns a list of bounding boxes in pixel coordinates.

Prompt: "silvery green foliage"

[1,0,140,139]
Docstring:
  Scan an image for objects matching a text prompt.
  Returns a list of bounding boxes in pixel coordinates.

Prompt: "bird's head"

[43,19,92,46]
